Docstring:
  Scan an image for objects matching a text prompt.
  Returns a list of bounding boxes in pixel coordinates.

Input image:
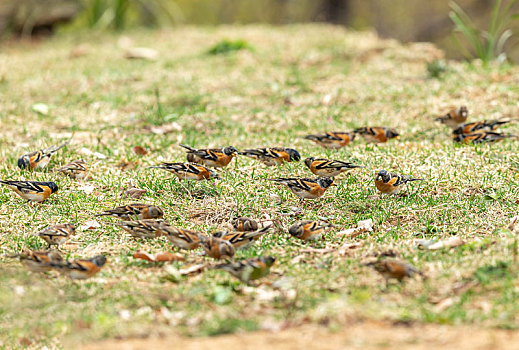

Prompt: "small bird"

[375,170,423,195]
[164,227,203,250]
[214,256,276,284]
[365,259,424,286]
[96,203,164,220]
[180,145,238,168]
[55,159,88,179]
[0,180,58,202]
[303,132,355,149]
[15,250,64,273]
[270,177,335,200]
[288,220,335,241]
[212,225,272,249]
[231,217,258,232]
[35,223,75,248]
[435,106,469,128]
[52,255,107,280]
[354,127,399,143]
[199,236,235,259]
[148,162,219,181]
[238,147,301,166]
[452,119,511,135]
[453,131,516,144]
[112,219,170,239]
[304,157,362,177]
[17,141,69,170]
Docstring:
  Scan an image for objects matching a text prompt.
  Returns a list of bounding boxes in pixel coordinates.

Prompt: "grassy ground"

[1,24,519,349]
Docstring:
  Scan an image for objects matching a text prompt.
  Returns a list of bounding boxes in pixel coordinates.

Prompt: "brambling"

[148,162,219,181]
[164,227,203,250]
[113,219,169,239]
[0,180,58,202]
[199,236,235,260]
[288,220,335,241]
[303,132,356,149]
[304,157,362,177]
[453,131,516,144]
[180,144,238,168]
[52,255,107,280]
[18,141,69,170]
[353,127,399,143]
[452,119,511,135]
[96,203,164,220]
[375,170,423,195]
[214,256,276,284]
[15,250,63,273]
[365,259,424,286]
[212,225,272,249]
[238,147,301,166]
[35,223,75,248]
[56,159,88,179]
[270,177,335,200]
[231,217,258,232]
[435,106,469,128]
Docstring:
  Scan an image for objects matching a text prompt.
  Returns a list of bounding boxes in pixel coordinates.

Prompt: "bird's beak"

[330,183,337,187]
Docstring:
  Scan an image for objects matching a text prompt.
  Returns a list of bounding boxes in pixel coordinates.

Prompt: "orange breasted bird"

[435,106,468,129]
[304,157,362,177]
[35,223,75,248]
[231,217,259,232]
[212,225,272,249]
[180,144,238,168]
[52,255,107,280]
[214,256,276,284]
[270,177,335,200]
[96,203,164,220]
[18,141,69,170]
[365,259,425,286]
[199,236,235,260]
[354,127,399,143]
[238,147,301,166]
[14,250,64,273]
[288,220,335,241]
[303,131,355,149]
[375,170,422,195]
[164,227,203,250]
[453,131,516,144]
[0,180,58,202]
[148,162,219,181]
[112,219,169,239]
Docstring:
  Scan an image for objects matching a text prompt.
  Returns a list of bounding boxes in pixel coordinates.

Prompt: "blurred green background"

[0,0,517,60]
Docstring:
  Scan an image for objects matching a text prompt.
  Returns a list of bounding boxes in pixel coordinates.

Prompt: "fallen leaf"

[338,242,362,255]
[509,216,519,232]
[423,236,465,250]
[300,247,335,254]
[31,103,49,116]
[78,184,95,195]
[79,220,101,231]
[337,218,374,238]
[79,147,106,159]
[433,297,457,312]
[132,251,185,262]
[132,146,148,156]
[117,159,138,171]
[148,122,182,135]
[178,264,206,276]
[125,47,158,60]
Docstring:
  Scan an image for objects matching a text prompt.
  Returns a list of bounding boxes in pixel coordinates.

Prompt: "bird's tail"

[179,144,196,152]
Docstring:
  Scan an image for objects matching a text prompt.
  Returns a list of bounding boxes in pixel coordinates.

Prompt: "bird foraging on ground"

[452,119,511,135]
[96,203,164,220]
[365,259,425,287]
[374,170,423,195]
[35,223,75,248]
[288,220,335,241]
[354,127,399,143]
[212,225,272,249]
[17,141,70,170]
[453,131,516,144]
[214,256,276,284]
[435,106,468,128]
[0,180,58,202]
[112,219,170,239]
[179,144,238,168]
[231,217,259,232]
[13,250,63,273]
[164,227,203,250]
[303,131,355,149]
[270,177,335,200]
[56,159,88,179]
[238,147,300,166]
[304,157,362,177]
[148,162,219,181]
[52,255,107,280]
[199,236,235,259]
